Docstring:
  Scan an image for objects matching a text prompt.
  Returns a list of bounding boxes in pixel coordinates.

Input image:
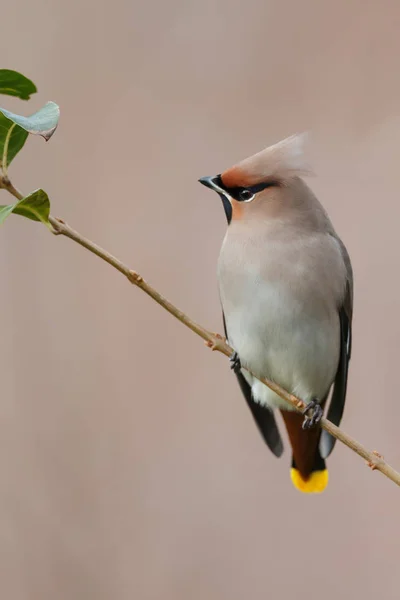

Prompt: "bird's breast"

[218,224,346,407]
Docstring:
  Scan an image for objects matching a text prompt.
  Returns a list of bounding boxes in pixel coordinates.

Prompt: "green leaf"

[0,70,37,100]
[0,101,60,141]
[0,112,28,166]
[13,189,50,223]
[0,101,60,170]
[0,203,16,224]
[0,189,50,226]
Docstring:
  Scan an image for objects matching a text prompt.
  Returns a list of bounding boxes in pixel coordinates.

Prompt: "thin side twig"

[1,174,399,487]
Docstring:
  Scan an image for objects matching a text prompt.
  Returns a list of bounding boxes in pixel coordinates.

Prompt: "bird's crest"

[221,133,312,188]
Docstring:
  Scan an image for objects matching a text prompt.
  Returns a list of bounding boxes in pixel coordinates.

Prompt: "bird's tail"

[290,451,328,493]
[280,410,329,494]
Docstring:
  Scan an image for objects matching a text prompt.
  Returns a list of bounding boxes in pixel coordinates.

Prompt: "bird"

[199,134,353,493]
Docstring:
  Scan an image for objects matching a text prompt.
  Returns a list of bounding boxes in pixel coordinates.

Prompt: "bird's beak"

[198,176,224,194]
[199,175,232,224]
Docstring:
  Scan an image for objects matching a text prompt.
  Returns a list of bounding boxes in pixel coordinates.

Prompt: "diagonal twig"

[1,174,399,487]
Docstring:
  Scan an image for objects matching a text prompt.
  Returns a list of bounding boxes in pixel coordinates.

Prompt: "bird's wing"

[222,313,284,457]
[319,240,353,458]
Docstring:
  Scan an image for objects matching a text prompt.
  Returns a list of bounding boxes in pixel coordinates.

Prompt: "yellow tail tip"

[290,468,329,493]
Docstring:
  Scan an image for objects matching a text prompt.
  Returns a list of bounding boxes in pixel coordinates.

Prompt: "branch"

[2,174,399,488]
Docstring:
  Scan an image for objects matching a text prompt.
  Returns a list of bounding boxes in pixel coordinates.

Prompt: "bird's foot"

[301,398,323,430]
[229,351,242,374]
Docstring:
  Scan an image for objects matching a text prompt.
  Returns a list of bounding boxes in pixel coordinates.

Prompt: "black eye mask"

[215,175,277,202]
[215,175,277,223]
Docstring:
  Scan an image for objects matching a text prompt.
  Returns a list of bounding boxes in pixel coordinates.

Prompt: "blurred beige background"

[1,0,400,598]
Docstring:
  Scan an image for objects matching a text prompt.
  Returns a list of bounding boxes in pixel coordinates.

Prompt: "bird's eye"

[238,189,255,202]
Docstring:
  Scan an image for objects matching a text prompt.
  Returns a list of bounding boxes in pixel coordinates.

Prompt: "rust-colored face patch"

[221,166,254,189]
[230,199,244,221]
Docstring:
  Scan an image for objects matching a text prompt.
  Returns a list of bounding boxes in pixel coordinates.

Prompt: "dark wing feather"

[222,313,284,457]
[235,369,284,457]
[320,242,353,459]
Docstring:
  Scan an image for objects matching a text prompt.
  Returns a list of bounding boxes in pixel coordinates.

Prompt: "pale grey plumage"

[218,176,352,415]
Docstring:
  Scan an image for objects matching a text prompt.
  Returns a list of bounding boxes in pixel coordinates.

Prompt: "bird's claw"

[302,398,323,430]
[230,351,242,374]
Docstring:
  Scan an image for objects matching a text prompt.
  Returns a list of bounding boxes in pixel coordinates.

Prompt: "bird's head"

[199,133,311,224]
